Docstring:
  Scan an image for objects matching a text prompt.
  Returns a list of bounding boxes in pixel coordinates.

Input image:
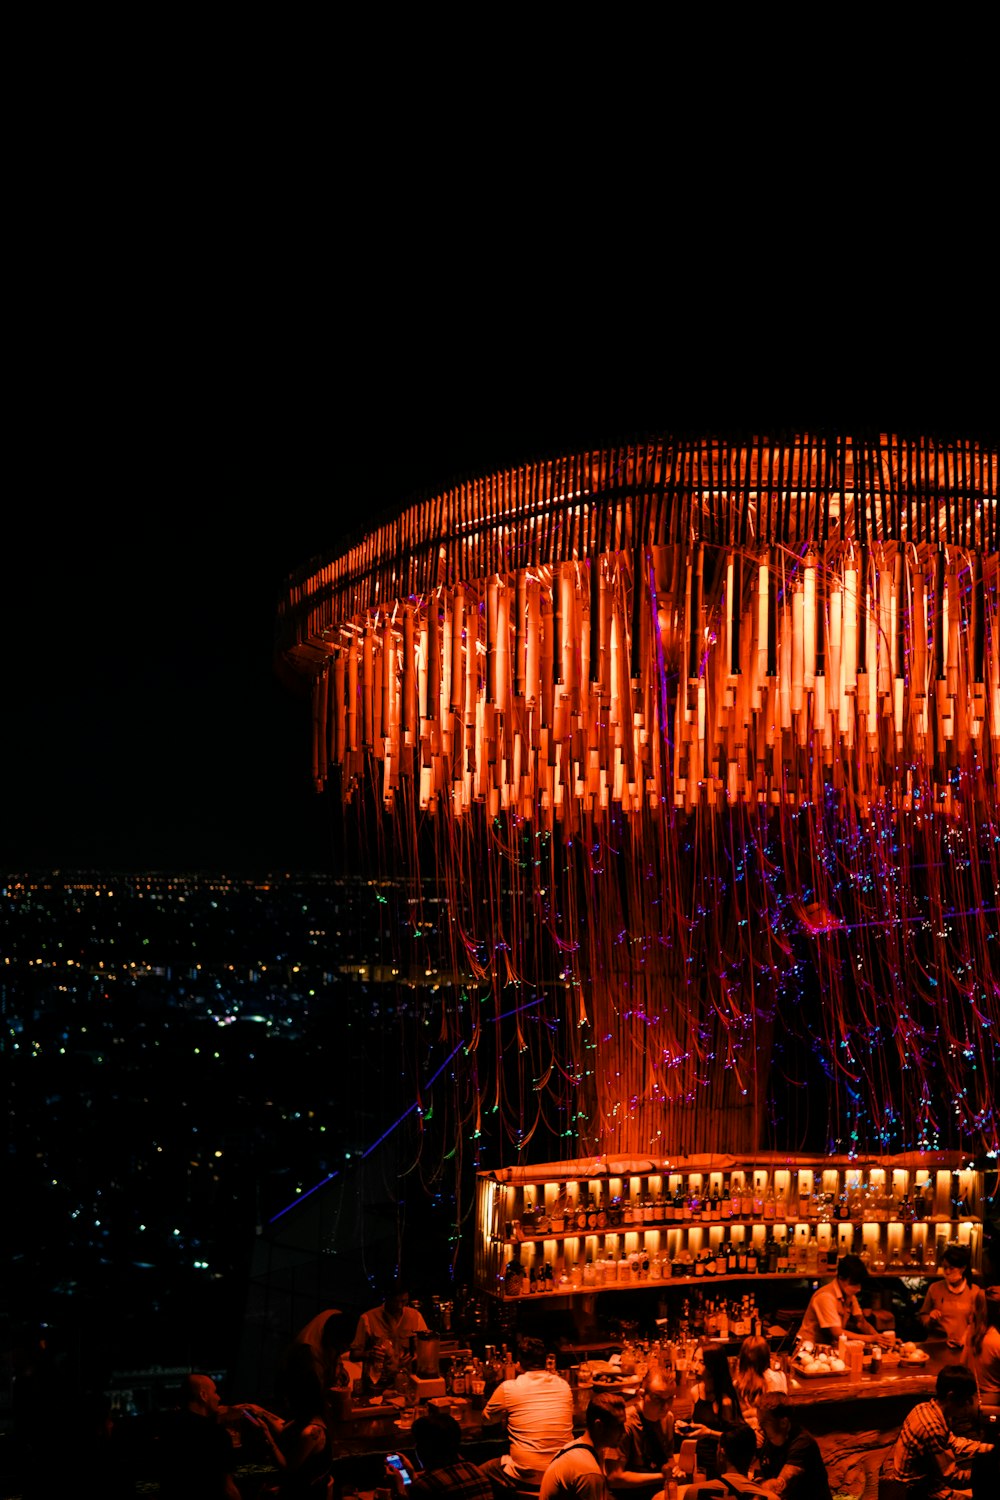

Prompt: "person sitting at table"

[156,1372,242,1500]
[244,1366,332,1499]
[686,1349,745,1477]
[755,1393,830,1500]
[613,1368,678,1492]
[921,1245,980,1347]
[734,1336,787,1424]
[480,1336,574,1494]
[796,1253,888,1348]
[963,1285,1000,1417]
[386,1410,494,1500]
[684,1422,772,1498]
[884,1363,995,1500]
[539,1390,627,1500]
[351,1281,428,1380]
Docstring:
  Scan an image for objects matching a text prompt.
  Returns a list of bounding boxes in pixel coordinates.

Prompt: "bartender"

[919,1244,978,1345]
[798,1254,892,1346]
[350,1280,428,1377]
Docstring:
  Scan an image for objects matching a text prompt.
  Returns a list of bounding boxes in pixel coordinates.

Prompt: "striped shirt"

[891,1398,992,1497]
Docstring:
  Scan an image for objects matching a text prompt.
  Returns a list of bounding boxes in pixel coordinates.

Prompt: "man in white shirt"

[350,1282,428,1376]
[797,1255,889,1347]
[481,1338,575,1493]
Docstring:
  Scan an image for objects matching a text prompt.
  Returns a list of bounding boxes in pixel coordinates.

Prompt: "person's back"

[482,1339,574,1488]
[684,1424,771,1500]
[402,1412,493,1500]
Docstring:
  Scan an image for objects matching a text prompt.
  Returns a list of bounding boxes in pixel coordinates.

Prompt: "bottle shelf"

[497,1215,966,1244]
[474,1151,984,1302]
[493,1267,944,1300]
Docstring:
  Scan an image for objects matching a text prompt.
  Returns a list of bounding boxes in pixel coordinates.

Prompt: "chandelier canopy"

[279,433,1000,1163]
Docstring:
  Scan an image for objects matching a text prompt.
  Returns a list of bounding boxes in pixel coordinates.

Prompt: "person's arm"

[245,1405,285,1438]
[265,1417,327,1475]
[761,1463,805,1496]
[480,1382,509,1425]
[918,1284,945,1334]
[947,1431,995,1463]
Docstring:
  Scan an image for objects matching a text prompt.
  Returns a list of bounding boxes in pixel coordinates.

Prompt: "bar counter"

[320,1340,955,1496]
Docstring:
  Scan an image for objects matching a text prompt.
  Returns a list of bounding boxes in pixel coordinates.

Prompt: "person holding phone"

[385,1411,492,1500]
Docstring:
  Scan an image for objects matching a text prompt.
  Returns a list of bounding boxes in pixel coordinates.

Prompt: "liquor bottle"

[505,1257,524,1297]
[536,1199,551,1235]
[911,1184,925,1220]
[521,1193,536,1236]
[528,1265,538,1294]
[763,1183,776,1222]
[776,1235,789,1274]
[740,1180,754,1219]
[588,1191,600,1231]
[775,1183,787,1222]
[717,1300,729,1340]
[689,1182,702,1220]
[576,1194,589,1232]
[640,1248,650,1281]
[583,1257,596,1287]
[766,1234,779,1274]
[608,1194,623,1228]
[727,1238,739,1273]
[753,1179,765,1219]
[796,1175,811,1220]
[545,1262,554,1291]
[682,1188,693,1222]
[709,1185,721,1221]
[550,1192,566,1233]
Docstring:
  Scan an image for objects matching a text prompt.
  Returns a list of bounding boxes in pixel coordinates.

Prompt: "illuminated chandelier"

[279,434,1000,1162]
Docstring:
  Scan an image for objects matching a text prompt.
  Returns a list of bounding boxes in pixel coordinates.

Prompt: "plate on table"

[793,1363,841,1378]
[898,1351,930,1364]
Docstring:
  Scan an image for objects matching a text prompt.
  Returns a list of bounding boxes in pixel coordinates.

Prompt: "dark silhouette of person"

[155,1372,241,1500]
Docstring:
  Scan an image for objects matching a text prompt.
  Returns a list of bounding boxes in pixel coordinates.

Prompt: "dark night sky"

[4,132,995,876]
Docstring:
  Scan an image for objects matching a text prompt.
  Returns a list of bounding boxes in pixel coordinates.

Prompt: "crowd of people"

[8,1260,1000,1499]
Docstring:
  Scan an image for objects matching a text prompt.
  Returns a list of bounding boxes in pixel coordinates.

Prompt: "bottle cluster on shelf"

[476,1157,983,1301]
[506,1165,977,1241]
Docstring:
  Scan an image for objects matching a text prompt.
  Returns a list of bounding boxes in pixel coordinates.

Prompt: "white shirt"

[482,1369,576,1480]
[350,1303,428,1364]
[798,1280,862,1344]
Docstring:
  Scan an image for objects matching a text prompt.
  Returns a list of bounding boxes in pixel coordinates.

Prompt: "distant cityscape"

[2,870,478,1401]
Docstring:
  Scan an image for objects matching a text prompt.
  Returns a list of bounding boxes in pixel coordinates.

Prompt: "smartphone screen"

[386,1454,411,1485]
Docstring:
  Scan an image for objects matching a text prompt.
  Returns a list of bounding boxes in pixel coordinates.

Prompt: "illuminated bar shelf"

[474,1151,983,1300]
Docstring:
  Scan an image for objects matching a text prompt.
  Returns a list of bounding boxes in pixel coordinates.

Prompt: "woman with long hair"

[687,1348,746,1477]
[734,1335,787,1418]
[963,1286,1000,1417]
